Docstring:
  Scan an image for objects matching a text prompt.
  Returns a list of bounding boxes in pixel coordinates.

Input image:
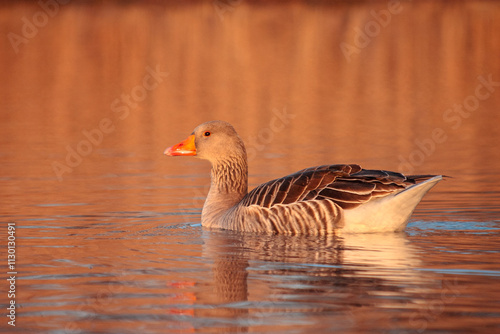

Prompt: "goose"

[164,120,443,234]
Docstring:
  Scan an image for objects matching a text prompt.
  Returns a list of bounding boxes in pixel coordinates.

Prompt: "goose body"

[165,121,443,235]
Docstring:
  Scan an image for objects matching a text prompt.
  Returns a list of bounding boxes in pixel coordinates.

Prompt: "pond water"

[1,1,500,333]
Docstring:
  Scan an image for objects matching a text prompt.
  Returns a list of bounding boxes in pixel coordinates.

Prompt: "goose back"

[240,164,428,210]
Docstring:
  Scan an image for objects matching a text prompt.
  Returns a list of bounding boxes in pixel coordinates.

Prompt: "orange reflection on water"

[1,1,499,333]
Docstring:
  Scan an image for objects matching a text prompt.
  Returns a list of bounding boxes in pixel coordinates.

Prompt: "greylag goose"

[164,120,443,234]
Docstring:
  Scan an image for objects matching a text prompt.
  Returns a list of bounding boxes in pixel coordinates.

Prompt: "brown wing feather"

[241,164,438,210]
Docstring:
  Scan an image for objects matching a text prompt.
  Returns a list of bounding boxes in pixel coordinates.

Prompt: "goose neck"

[210,157,248,197]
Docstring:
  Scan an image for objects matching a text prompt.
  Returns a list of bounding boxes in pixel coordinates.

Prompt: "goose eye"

[204,131,211,137]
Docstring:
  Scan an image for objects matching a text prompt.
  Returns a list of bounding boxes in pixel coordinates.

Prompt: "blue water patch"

[407,220,499,233]
[416,268,500,277]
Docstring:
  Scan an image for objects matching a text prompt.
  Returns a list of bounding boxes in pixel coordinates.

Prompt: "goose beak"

[164,134,197,156]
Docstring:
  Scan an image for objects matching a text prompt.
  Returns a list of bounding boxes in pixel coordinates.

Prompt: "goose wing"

[241,164,434,210]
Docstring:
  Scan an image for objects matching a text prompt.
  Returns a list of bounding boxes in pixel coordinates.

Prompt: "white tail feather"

[341,176,443,233]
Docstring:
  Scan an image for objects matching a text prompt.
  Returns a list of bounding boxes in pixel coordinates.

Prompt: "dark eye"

[204,131,211,137]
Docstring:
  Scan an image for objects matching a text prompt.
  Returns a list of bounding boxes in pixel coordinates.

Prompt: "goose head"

[164,120,247,165]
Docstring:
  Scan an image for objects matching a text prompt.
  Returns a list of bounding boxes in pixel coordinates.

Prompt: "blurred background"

[1,0,499,218]
[2,1,500,333]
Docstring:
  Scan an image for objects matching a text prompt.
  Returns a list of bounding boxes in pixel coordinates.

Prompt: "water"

[1,1,500,333]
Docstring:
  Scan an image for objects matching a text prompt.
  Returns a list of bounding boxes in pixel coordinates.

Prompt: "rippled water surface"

[1,1,500,333]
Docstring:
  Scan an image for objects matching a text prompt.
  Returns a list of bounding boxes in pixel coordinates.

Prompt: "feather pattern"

[240,164,416,211]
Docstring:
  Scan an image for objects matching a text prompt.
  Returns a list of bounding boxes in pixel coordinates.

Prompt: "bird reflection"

[195,229,422,331]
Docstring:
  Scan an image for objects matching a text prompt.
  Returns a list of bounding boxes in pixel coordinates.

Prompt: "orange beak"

[164,134,197,156]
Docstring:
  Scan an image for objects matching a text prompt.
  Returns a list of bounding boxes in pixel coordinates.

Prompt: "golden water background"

[1,1,499,333]
[1,0,499,218]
